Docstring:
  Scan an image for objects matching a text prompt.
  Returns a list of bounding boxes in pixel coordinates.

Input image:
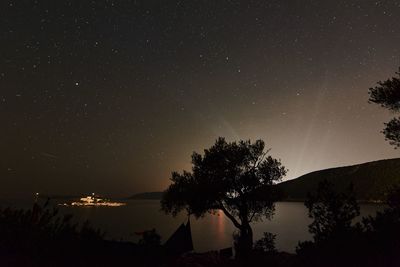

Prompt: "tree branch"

[254,152,267,169]
[248,210,257,223]
[219,202,242,229]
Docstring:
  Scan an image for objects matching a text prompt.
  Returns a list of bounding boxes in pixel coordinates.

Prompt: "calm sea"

[0,198,384,253]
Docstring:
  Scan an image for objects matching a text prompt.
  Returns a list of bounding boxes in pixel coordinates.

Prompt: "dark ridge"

[130,158,400,202]
[277,158,400,202]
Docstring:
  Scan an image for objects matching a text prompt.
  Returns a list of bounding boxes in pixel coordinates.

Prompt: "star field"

[1,0,400,197]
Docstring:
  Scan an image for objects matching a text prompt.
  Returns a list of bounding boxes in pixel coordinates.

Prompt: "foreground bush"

[297,181,400,267]
[0,201,161,267]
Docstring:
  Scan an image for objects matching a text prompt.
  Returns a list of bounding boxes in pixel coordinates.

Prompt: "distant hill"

[130,158,400,202]
[277,158,400,202]
[129,192,163,200]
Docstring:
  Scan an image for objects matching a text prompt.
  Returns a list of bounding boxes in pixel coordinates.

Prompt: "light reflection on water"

[215,210,226,239]
[0,199,385,253]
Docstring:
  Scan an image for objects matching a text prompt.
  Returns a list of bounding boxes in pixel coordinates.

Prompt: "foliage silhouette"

[161,137,287,257]
[138,228,161,248]
[304,180,360,242]
[0,200,104,249]
[0,201,165,267]
[253,232,277,253]
[369,67,400,148]
[360,185,400,265]
[297,180,400,267]
[297,180,363,266]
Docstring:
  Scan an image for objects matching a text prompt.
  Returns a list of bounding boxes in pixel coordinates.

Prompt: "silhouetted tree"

[161,137,287,257]
[297,180,362,267]
[253,232,276,253]
[304,180,360,242]
[369,68,400,148]
[297,181,400,267]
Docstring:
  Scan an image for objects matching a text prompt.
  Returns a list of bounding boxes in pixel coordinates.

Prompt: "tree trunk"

[235,223,253,258]
[218,205,254,258]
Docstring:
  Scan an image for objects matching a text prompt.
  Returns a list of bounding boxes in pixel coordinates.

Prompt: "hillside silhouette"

[131,158,400,202]
[277,158,400,201]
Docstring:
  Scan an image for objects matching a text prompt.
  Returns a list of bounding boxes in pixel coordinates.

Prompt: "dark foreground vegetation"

[0,200,164,267]
[296,181,400,267]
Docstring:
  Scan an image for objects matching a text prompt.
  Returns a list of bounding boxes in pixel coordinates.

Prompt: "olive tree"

[161,137,287,255]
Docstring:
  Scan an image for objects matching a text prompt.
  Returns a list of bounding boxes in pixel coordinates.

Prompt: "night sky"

[1,0,400,197]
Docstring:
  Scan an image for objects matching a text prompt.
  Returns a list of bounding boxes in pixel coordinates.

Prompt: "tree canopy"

[161,137,287,255]
[369,68,400,147]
